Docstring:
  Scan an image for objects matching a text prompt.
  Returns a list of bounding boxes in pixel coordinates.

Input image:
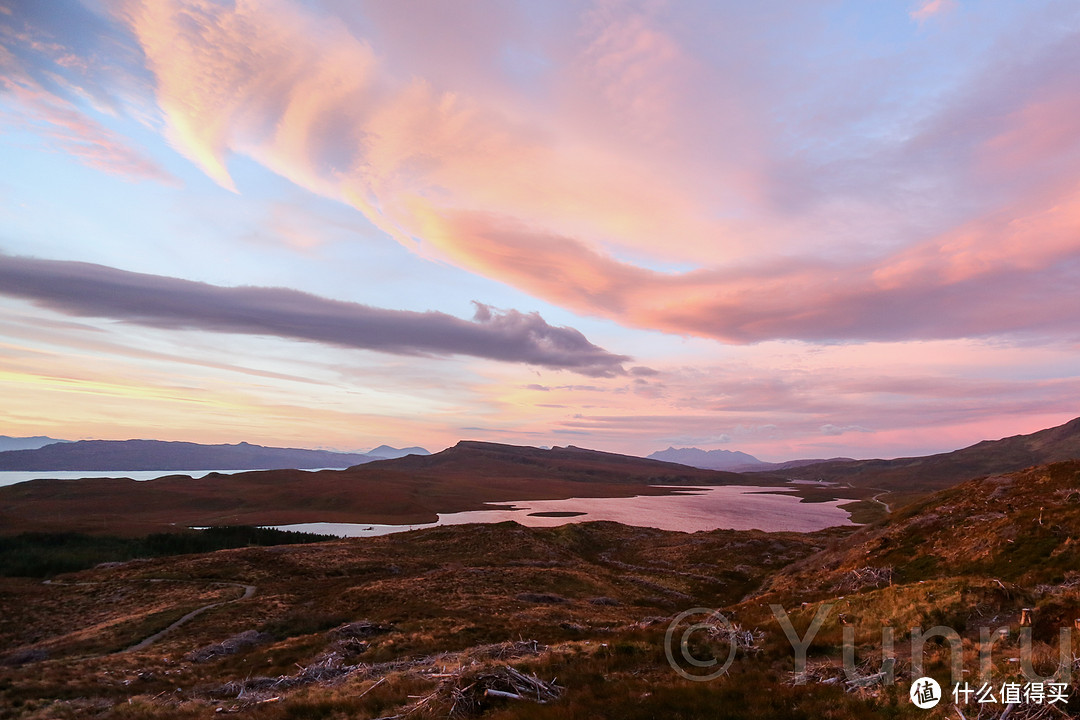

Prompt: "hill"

[0,441,771,535]
[5,459,1080,717]
[5,438,1080,716]
[762,459,1080,598]
[773,416,1080,505]
[0,439,378,471]
[375,440,754,481]
[0,521,846,719]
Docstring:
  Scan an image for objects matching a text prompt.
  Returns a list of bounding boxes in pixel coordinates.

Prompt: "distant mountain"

[365,444,430,460]
[0,440,772,533]
[6,422,1080,534]
[647,447,765,471]
[0,436,70,452]
[645,447,851,473]
[0,439,381,471]
[382,441,760,485]
[751,457,856,472]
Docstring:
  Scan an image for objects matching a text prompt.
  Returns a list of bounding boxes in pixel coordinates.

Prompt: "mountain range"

[0,439,428,472]
[0,436,70,452]
[0,440,753,534]
[4,419,1080,719]
[2,417,1079,534]
[364,444,431,460]
[645,446,854,472]
[646,446,764,470]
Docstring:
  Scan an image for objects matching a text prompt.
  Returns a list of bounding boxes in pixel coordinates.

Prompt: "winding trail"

[836,482,893,517]
[868,491,892,515]
[43,578,256,654]
[123,581,255,653]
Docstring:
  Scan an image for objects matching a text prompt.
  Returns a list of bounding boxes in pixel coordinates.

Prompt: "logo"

[910,677,942,709]
[664,608,738,682]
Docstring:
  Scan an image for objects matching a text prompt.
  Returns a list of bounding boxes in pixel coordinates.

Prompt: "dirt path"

[123,581,255,653]
[43,577,256,654]
[869,491,892,514]
[837,483,893,517]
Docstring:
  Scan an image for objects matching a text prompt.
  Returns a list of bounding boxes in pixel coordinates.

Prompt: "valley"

[2,420,1080,718]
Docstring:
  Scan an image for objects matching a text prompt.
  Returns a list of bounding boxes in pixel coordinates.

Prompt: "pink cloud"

[911,0,957,23]
[63,1,1080,344]
[485,356,1080,459]
[0,77,174,183]
[424,202,1080,343]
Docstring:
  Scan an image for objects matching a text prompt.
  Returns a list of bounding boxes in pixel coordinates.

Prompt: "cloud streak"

[0,0,172,183]
[82,0,1080,345]
[0,254,629,377]
[0,77,174,183]
[3,1,1080,459]
[428,208,1080,343]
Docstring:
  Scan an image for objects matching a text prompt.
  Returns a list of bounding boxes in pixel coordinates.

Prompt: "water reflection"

[268,485,853,537]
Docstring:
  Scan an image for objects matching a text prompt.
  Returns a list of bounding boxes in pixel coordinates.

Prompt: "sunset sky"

[1,0,1079,461]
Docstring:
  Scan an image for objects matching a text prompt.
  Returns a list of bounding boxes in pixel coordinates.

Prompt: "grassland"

[1,521,847,719]
[3,440,1080,718]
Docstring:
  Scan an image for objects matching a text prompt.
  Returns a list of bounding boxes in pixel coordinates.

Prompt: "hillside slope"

[762,459,1080,598]
[0,439,376,471]
[776,416,1080,501]
[0,441,769,534]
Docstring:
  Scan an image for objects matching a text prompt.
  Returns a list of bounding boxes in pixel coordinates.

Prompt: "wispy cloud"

[0,0,171,183]
[911,0,957,23]
[0,254,630,377]
[0,78,175,183]
[80,0,1078,345]
[3,1,1080,458]
[821,424,873,437]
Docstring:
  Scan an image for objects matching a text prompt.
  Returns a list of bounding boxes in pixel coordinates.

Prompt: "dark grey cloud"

[0,254,630,377]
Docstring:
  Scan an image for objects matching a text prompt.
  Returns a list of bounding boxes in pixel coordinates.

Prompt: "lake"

[267,485,855,536]
[0,473,856,535]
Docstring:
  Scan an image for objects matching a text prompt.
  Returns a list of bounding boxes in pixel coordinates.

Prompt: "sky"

[1,0,1078,461]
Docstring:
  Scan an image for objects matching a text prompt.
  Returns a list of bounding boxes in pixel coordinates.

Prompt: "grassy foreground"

[3,463,1080,718]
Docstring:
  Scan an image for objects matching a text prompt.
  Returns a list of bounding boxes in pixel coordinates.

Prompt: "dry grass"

[5,462,1080,718]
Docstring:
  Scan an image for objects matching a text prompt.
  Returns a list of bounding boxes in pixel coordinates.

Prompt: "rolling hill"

[761,459,1080,599]
[5,427,1080,717]
[770,416,1080,503]
[0,441,767,534]
[6,457,1080,717]
[0,439,379,471]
